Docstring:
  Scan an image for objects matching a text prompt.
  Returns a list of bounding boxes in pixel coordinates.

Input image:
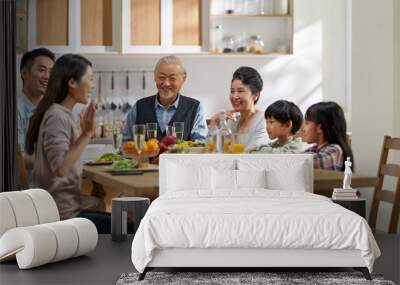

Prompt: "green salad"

[96,152,124,162]
[169,148,190,154]
[111,159,137,170]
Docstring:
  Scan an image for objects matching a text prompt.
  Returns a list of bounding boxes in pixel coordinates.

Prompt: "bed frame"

[139,248,371,280]
[138,154,372,281]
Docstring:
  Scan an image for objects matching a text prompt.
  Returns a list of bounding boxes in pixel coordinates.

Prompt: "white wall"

[83,0,348,120]
[352,0,400,233]
[17,0,399,231]
[17,0,348,119]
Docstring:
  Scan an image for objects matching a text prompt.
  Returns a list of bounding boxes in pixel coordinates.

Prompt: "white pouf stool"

[0,189,98,269]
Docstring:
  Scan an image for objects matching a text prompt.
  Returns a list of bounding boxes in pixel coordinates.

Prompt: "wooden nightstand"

[331,198,366,218]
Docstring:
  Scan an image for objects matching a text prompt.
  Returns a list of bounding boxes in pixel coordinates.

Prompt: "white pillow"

[265,160,309,191]
[237,158,310,192]
[167,162,212,191]
[211,169,267,191]
[212,169,237,190]
[236,169,267,189]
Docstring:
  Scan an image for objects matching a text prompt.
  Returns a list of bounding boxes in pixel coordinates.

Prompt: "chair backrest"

[159,153,314,195]
[16,145,28,190]
[369,135,400,234]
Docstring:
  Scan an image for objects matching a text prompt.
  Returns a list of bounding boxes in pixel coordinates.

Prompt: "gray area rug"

[116,271,395,285]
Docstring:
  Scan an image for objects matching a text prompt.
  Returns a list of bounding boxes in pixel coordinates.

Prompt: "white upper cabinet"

[28,0,292,55]
[122,0,204,53]
[28,0,121,53]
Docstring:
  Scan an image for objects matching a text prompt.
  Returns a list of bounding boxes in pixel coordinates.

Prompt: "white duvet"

[131,190,380,273]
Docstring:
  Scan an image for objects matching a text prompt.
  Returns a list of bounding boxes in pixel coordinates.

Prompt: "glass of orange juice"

[222,137,232,153]
[231,133,246,154]
[207,135,217,153]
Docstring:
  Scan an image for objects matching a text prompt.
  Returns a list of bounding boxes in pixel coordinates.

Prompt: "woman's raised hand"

[210,110,237,126]
[209,112,224,126]
[224,110,238,121]
[80,101,96,137]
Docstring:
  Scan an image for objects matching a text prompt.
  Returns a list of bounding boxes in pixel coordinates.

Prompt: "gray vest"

[135,94,200,141]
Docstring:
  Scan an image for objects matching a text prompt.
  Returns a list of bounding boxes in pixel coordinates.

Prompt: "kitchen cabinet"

[28,0,120,53]
[130,0,161,46]
[81,0,113,46]
[173,0,202,46]
[36,0,68,46]
[28,0,292,55]
[122,0,203,53]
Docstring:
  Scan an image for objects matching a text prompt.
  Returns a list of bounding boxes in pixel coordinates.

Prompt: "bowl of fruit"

[122,138,160,159]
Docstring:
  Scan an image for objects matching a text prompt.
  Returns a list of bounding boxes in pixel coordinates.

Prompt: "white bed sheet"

[131,190,380,273]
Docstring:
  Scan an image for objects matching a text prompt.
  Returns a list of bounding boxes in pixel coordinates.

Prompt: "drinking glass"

[207,135,217,153]
[112,128,122,153]
[146,123,157,140]
[231,133,246,153]
[166,125,176,137]
[222,135,232,153]
[173,122,184,141]
[207,126,218,153]
[132,124,146,155]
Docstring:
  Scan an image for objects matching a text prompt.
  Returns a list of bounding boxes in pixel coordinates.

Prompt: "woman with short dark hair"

[210,66,268,150]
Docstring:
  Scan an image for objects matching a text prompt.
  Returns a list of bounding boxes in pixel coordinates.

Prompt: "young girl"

[303,102,353,171]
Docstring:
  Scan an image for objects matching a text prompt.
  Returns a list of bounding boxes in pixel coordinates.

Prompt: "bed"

[131,154,380,280]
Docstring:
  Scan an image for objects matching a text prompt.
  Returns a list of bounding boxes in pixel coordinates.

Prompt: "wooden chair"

[16,144,28,190]
[369,135,400,234]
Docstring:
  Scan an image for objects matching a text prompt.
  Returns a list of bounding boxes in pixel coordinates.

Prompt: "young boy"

[251,100,308,153]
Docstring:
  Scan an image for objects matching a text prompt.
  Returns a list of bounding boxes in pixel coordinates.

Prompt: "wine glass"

[112,123,122,153]
[146,123,157,140]
[166,125,176,137]
[173,122,184,141]
[132,124,146,158]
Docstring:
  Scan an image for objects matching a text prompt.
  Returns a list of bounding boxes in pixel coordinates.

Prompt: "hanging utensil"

[142,71,146,98]
[96,72,101,110]
[110,71,117,111]
[98,72,106,112]
[122,71,132,113]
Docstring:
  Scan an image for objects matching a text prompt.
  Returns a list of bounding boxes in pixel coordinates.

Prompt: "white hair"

[154,55,186,75]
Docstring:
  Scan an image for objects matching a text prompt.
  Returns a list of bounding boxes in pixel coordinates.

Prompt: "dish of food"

[167,140,207,154]
[105,159,159,174]
[168,146,206,154]
[84,152,124,165]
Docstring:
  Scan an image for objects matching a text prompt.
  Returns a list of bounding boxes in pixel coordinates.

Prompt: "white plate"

[83,160,113,166]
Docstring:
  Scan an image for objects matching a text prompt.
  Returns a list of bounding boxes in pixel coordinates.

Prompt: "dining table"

[82,165,379,203]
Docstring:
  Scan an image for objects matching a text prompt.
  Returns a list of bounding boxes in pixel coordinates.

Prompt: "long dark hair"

[305,101,354,171]
[26,54,92,155]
